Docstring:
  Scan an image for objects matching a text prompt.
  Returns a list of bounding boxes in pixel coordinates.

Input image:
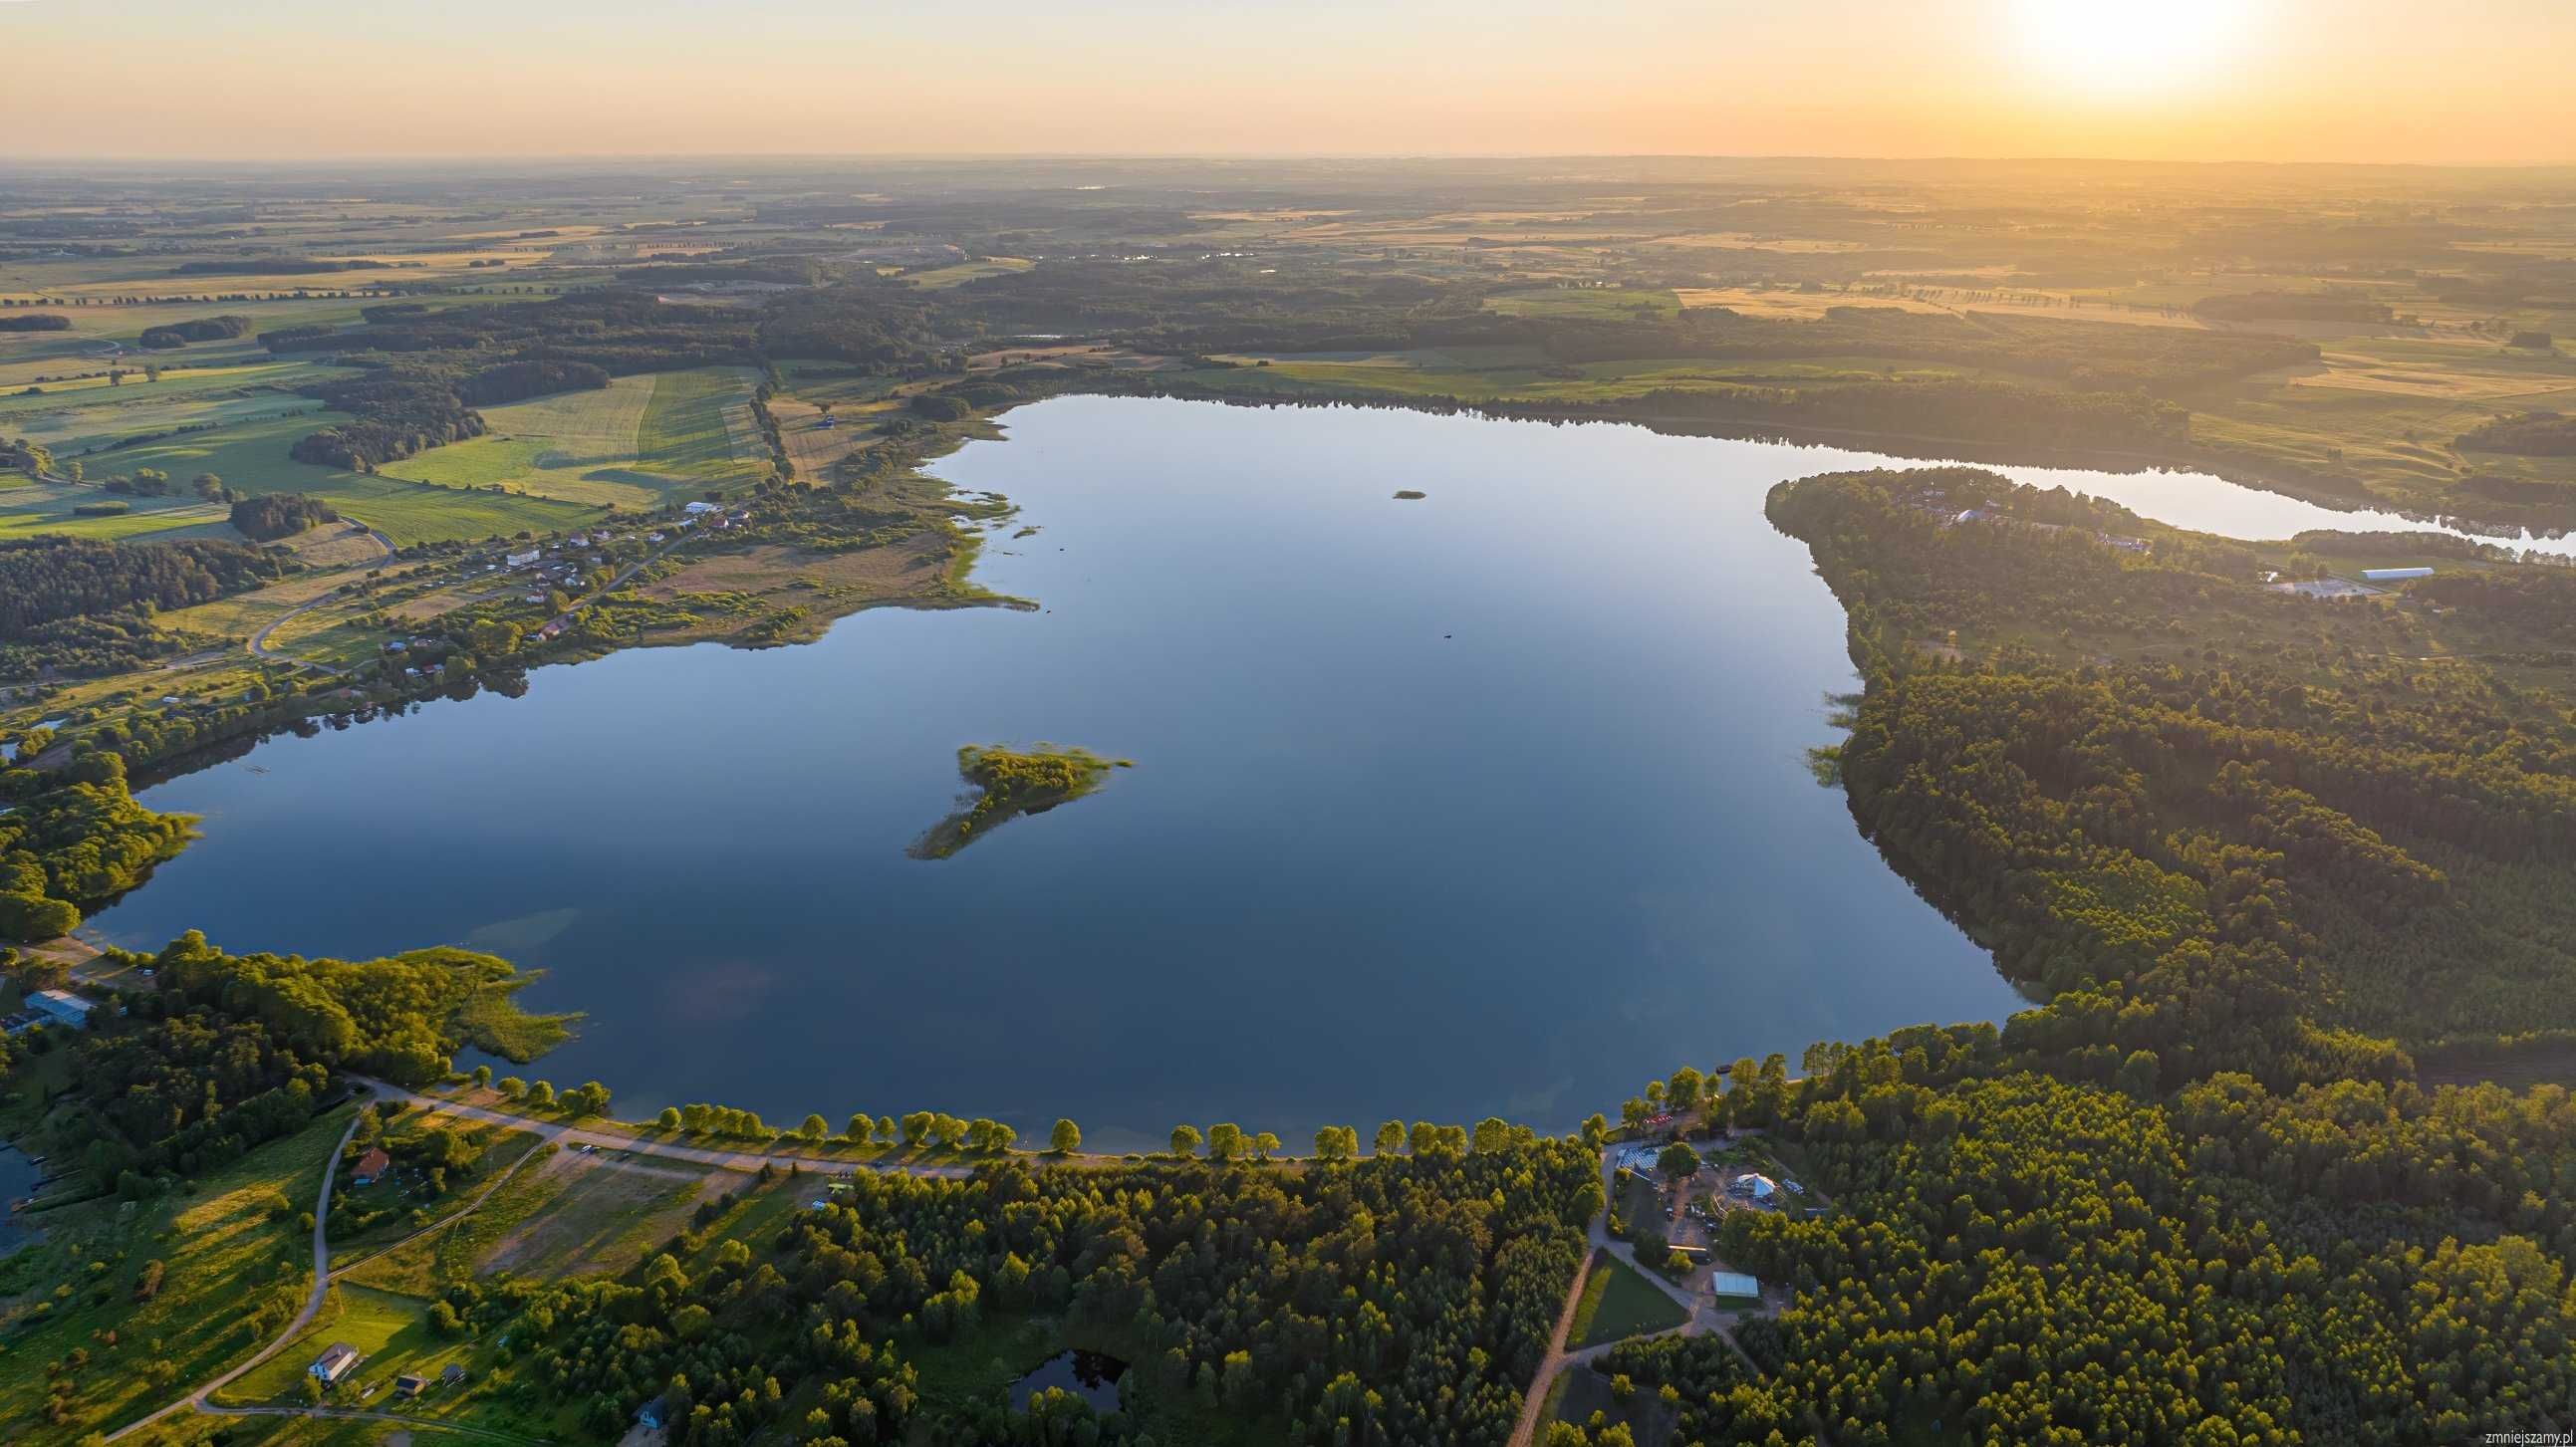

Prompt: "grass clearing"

[1569,1249,1690,1348]
[378,365,764,509]
[0,476,236,541]
[638,364,765,493]
[476,1151,719,1281]
[0,1105,354,1439]
[68,411,595,545]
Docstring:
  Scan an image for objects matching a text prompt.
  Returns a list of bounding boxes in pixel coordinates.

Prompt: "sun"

[2011,0,2255,96]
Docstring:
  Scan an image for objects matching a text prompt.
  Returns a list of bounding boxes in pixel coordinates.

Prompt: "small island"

[909,743,1129,858]
[1394,489,1426,500]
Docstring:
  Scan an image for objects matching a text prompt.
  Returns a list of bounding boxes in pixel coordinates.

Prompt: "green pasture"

[380,365,764,509]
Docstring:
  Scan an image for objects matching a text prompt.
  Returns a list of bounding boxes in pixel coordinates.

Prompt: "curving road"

[106,1106,368,1442]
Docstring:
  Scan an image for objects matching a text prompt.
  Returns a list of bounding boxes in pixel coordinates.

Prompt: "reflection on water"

[1011,1350,1127,1413]
[86,398,2514,1152]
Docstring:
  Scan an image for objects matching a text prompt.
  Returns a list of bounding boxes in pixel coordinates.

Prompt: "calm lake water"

[1011,1350,1127,1413]
[86,398,2539,1150]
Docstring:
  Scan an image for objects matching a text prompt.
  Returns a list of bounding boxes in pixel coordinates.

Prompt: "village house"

[310,1342,362,1385]
[351,1146,391,1186]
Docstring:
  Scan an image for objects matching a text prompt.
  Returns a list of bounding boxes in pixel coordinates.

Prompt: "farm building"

[311,1342,362,1384]
[395,1373,428,1397]
[2361,567,2434,582]
[1710,1271,1762,1300]
[27,990,96,1031]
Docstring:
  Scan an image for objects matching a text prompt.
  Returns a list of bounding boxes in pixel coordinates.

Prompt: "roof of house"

[354,1146,391,1178]
[29,990,94,1015]
[1710,1271,1762,1298]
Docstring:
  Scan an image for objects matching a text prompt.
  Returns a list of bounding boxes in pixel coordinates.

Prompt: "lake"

[85,397,2532,1151]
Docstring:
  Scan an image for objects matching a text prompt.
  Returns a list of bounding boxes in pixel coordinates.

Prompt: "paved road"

[107,1107,369,1442]
[188,1402,549,1442]
[356,1078,977,1180]
[249,587,356,673]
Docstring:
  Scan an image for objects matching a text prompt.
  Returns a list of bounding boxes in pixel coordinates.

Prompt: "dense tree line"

[0,610,197,683]
[136,314,250,349]
[1690,1063,2576,1446]
[456,358,611,406]
[0,752,193,940]
[490,1136,1600,1446]
[34,928,565,1188]
[2457,410,2576,457]
[0,312,71,332]
[0,534,290,637]
[229,491,340,541]
[1766,466,2576,1052]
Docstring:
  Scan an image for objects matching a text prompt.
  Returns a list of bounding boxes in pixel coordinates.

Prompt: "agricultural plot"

[769,391,875,477]
[1486,285,1682,321]
[902,256,1034,288]
[96,412,594,546]
[379,365,766,509]
[475,1150,723,1280]
[0,474,236,542]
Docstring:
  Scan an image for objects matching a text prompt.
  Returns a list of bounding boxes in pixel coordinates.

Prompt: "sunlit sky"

[7,0,2573,165]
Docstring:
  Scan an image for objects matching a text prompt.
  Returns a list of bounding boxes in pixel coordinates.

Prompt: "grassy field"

[903,256,1034,289]
[1486,285,1682,322]
[1569,1249,1690,1348]
[0,1105,355,1440]
[473,1151,718,1280]
[637,364,766,493]
[379,365,765,509]
[91,411,596,545]
[0,474,237,541]
[381,374,659,506]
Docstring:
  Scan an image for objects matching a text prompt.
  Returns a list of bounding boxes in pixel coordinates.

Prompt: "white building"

[311,1342,362,1384]
[1710,1271,1762,1300]
[2361,567,2434,582]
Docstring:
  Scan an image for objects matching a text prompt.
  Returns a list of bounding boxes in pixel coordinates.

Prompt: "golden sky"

[7,0,2572,165]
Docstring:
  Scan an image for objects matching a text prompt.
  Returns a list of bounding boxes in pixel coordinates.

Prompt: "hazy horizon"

[9,0,2574,166]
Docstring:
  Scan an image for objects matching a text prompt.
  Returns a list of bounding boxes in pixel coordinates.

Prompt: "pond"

[0,1142,46,1257]
[84,397,2534,1151]
[1010,1350,1127,1414]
